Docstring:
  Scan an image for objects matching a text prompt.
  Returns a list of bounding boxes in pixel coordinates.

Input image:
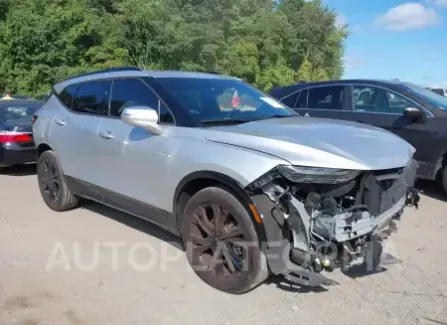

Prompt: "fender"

[173,171,267,242]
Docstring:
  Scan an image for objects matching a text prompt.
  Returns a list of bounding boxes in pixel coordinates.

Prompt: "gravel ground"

[0,165,446,325]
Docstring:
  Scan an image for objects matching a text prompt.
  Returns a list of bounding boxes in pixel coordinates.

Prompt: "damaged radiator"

[360,159,418,217]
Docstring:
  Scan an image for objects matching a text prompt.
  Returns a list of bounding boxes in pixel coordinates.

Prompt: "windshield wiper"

[200,118,252,126]
[254,114,296,121]
[201,114,296,126]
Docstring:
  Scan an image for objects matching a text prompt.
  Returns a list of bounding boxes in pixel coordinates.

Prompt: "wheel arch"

[433,150,447,184]
[36,143,53,159]
[173,171,267,241]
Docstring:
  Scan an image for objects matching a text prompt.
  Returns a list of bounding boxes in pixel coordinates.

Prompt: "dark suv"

[269,79,447,194]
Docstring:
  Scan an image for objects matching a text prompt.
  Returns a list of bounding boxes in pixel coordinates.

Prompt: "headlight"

[277,165,360,184]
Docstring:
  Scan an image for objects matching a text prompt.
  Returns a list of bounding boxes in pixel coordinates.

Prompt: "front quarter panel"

[158,127,289,213]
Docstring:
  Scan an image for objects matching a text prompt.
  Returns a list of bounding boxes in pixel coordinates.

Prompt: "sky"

[323,0,447,88]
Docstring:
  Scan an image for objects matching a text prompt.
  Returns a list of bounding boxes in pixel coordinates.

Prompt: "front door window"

[353,86,413,114]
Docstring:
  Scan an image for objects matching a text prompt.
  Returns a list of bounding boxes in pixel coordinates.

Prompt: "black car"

[0,99,43,169]
[269,79,447,194]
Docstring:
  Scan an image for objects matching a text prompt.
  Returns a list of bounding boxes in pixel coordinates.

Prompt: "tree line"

[0,0,347,96]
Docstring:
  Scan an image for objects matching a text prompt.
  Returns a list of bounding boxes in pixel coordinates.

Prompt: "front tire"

[37,150,79,211]
[181,186,269,294]
[441,165,447,196]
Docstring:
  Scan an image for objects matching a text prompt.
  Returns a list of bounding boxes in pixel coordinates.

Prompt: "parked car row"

[25,67,420,294]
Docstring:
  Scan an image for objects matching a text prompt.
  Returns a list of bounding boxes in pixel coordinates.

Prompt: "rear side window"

[307,86,344,110]
[72,80,112,116]
[110,78,174,124]
[58,84,79,109]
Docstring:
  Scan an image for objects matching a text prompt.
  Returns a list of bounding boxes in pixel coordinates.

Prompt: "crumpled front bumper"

[251,192,338,287]
[249,159,420,287]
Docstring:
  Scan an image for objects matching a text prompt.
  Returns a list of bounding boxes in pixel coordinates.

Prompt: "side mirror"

[120,106,163,135]
[403,107,426,122]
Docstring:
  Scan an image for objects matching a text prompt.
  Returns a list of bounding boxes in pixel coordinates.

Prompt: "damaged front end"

[246,159,420,287]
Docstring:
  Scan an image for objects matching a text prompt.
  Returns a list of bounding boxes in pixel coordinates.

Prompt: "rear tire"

[181,186,269,294]
[37,150,79,211]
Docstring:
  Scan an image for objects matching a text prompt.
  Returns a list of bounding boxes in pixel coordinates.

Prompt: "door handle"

[54,118,66,126]
[99,131,114,139]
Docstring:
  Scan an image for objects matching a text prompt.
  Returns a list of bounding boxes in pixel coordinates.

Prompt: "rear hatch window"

[1,106,38,124]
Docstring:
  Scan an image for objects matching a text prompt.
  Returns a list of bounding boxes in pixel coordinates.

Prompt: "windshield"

[0,104,40,123]
[156,77,297,125]
[401,83,447,111]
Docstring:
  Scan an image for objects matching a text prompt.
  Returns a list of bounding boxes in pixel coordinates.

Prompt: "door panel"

[96,117,172,225]
[344,112,436,177]
[50,80,111,184]
[50,112,102,182]
[95,77,176,225]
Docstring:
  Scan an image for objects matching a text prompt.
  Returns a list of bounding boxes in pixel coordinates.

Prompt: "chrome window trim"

[281,84,346,110]
[280,82,435,118]
[279,84,345,103]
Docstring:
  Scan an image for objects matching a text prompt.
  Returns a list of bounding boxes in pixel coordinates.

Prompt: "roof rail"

[64,66,142,82]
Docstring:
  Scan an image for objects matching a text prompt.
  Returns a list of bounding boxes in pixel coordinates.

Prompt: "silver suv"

[33,67,419,293]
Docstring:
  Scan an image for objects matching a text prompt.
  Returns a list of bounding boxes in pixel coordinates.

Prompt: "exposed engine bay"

[246,159,420,287]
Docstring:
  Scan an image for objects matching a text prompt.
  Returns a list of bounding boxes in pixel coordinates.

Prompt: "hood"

[204,116,415,171]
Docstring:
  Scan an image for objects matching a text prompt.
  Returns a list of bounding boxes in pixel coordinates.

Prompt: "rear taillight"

[32,115,38,124]
[0,131,33,143]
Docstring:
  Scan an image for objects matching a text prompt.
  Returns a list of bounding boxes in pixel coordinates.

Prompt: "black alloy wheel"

[190,202,246,277]
[37,150,79,211]
[182,186,268,294]
[38,158,60,203]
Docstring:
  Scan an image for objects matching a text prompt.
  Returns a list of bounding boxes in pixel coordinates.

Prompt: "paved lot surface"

[0,165,446,325]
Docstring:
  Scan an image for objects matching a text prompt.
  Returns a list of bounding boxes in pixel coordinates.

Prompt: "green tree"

[0,0,127,94]
[0,0,348,96]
